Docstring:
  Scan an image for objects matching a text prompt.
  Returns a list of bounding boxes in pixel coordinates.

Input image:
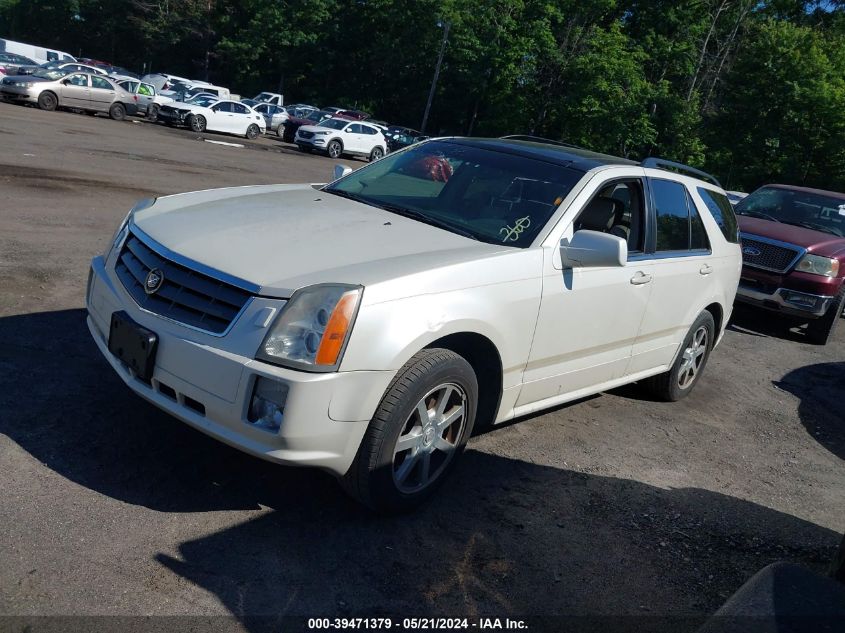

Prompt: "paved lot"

[1,102,843,630]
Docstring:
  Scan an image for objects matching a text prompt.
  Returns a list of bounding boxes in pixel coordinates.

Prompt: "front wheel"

[189,114,206,133]
[643,310,715,401]
[341,348,478,512]
[806,285,845,345]
[37,91,57,111]
[327,139,342,159]
[108,103,126,121]
[369,146,385,161]
[146,104,159,123]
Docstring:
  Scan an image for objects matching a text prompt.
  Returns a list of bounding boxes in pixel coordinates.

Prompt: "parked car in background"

[335,109,370,121]
[253,103,289,137]
[253,92,283,106]
[1,71,137,119]
[734,184,845,344]
[116,78,172,120]
[295,118,386,160]
[286,103,318,116]
[727,190,748,206]
[16,61,109,77]
[161,83,231,102]
[141,73,193,93]
[0,38,75,65]
[157,99,265,139]
[0,52,36,77]
[282,108,334,142]
[383,126,427,153]
[86,138,740,511]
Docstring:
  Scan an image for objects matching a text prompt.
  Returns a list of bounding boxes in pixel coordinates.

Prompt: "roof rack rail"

[500,134,587,151]
[641,157,722,187]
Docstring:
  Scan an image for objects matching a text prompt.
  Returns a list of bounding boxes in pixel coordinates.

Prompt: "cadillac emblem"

[144,268,165,295]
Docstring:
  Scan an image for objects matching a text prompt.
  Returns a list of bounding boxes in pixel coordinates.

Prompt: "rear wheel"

[37,91,57,111]
[189,114,206,133]
[806,285,845,345]
[643,311,715,401]
[327,139,342,159]
[341,348,478,512]
[369,145,385,161]
[108,103,126,121]
[245,124,260,140]
[276,124,285,138]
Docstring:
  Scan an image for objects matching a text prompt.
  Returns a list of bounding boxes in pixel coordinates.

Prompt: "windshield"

[255,92,274,101]
[735,186,845,237]
[32,68,68,80]
[324,140,583,247]
[319,118,348,130]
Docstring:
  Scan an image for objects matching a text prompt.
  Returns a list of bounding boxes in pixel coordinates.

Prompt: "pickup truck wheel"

[806,285,845,345]
[108,103,126,121]
[189,114,206,133]
[643,311,715,402]
[341,348,478,512]
[327,140,342,159]
[37,91,57,111]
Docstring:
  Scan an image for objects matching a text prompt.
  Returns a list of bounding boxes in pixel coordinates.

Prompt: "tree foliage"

[2,0,845,190]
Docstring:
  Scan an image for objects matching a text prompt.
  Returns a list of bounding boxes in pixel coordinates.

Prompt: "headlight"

[795,254,839,277]
[16,82,33,87]
[314,130,330,135]
[104,197,156,257]
[257,284,362,371]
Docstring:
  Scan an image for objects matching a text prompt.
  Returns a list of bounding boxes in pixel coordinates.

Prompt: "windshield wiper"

[371,202,481,242]
[738,210,780,222]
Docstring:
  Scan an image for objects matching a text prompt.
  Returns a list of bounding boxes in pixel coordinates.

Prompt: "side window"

[232,103,248,114]
[47,51,58,62]
[651,179,690,252]
[348,124,363,134]
[697,187,740,243]
[212,102,232,113]
[67,74,88,87]
[688,191,710,251]
[123,81,138,93]
[573,179,646,253]
[91,76,112,90]
[361,125,377,135]
[139,83,154,96]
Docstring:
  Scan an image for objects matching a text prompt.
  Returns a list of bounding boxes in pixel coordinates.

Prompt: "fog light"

[248,377,288,432]
[782,291,818,308]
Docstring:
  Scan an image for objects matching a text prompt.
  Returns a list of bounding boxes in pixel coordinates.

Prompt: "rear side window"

[697,187,740,243]
[651,179,690,251]
[688,191,710,251]
[91,76,112,89]
[232,103,248,114]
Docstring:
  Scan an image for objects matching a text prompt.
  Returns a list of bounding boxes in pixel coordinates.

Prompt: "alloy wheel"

[678,326,708,389]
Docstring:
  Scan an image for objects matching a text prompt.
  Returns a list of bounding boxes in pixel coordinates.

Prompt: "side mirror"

[61,79,70,85]
[560,230,627,268]
[333,164,353,180]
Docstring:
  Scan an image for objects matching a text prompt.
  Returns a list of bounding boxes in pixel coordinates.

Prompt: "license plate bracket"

[108,311,158,382]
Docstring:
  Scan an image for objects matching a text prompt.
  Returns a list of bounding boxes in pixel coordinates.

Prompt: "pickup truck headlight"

[795,254,839,277]
[104,197,156,258]
[257,284,362,371]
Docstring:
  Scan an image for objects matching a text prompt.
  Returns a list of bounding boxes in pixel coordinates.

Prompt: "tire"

[189,114,206,133]
[245,124,260,140]
[108,103,126,121]
[276,124,285,138]
[806,284,845,345]
[327,139,342,159]
[643,311,715,401]
[297,144,311,153]
[341,348,478,512]
[369,145,385,162]
[146,104,159,123]
[37,91,57,111]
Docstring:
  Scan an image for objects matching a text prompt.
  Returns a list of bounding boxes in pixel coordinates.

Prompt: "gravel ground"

[0,101,842,632]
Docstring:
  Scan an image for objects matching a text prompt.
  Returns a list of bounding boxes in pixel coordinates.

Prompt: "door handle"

[700,264,713,275]
[630,271,653,285]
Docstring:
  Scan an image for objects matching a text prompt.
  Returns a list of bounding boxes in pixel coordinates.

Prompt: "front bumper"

[736,285,834,317]
[86,254,394,476]
[0,86,37,102]
[295,136,328,150]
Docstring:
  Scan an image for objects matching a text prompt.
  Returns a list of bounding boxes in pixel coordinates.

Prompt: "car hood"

[131,184,508,299]
[297,125,331,134]
[2,74,50,83]
[738,216,845,259]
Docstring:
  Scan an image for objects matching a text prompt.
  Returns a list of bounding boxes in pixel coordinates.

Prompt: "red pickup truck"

[734,184,845,344]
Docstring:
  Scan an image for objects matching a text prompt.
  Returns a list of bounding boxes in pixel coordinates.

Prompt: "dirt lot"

[0,102,843,631]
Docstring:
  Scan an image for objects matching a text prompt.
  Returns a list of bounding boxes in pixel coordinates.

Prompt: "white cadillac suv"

[86,137,742,511]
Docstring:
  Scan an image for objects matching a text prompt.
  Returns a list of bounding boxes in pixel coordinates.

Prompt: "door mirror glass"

[333,164,353,180]
[560,230,627,268]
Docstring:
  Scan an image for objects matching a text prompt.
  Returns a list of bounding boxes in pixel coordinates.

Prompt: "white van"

[0,38,76,65]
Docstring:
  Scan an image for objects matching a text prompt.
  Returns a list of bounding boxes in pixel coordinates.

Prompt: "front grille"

[740,234,803,273]
[299,130,314,139]
[114,231,252,334]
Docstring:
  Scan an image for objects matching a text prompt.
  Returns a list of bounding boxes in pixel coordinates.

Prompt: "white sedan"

[156,99,266,139]
[295,118,387,161]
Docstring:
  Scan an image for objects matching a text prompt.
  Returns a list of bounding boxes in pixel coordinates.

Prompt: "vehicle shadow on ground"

[775,362,845,461]
[0,310,840,630]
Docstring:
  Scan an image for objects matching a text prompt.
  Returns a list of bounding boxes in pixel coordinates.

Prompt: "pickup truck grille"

[114,231,252,334]
[740,234,803,273]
